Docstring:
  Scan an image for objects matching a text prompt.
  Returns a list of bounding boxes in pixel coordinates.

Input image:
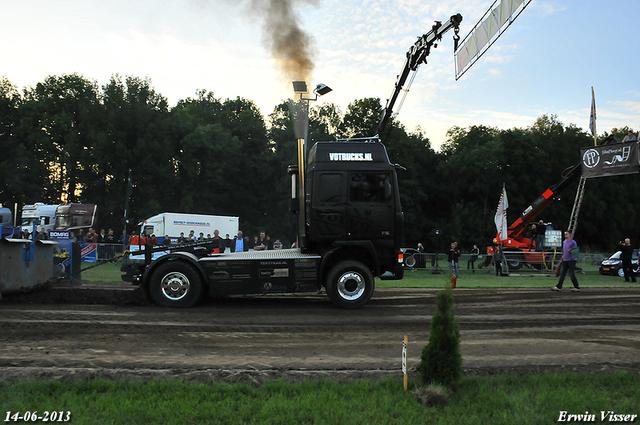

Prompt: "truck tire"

[148,261,203,308]
[326,260,375,309]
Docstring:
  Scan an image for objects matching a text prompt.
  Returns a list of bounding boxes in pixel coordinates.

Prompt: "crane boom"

[502,134,619,245]
[377,14,462,137]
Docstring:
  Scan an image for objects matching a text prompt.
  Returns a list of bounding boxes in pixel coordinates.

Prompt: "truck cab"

[21,203,60,237]
[54,204,98,235]
[303,141,404,279]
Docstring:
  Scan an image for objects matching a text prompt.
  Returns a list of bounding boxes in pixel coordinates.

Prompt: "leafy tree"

[0,76,29,206]
[98,74,171,231]
[17,73,103,204]
[338,97,382,139]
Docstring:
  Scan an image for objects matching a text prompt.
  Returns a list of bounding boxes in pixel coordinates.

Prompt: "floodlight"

[314,83,332,96]
[292,81,308,93]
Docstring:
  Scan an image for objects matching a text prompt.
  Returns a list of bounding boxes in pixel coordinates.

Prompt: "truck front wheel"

[148,261,203,308]
[326,260,375,309]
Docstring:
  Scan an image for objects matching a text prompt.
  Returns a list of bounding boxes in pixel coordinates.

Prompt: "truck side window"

[350,173,391,202]
[73,215,83,227]
[319,173,343,203]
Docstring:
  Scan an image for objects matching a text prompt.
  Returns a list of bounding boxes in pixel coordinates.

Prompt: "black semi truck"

[122,140,405,309]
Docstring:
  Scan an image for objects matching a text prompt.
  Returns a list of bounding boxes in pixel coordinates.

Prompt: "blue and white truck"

[21,203,61,238]
[139,213,239,242]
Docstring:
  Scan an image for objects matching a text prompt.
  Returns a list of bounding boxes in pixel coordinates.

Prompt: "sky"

[2,0,639,150]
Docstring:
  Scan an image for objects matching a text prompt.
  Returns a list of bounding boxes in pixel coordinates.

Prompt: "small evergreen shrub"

[419,287,462,388]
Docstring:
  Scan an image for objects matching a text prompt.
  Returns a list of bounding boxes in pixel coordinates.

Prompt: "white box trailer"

[140,213,239,241]
[21,203,61,236]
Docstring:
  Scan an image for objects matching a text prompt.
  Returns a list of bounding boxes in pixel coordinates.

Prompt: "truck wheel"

[149,261,203,308]
[326,260,375,309]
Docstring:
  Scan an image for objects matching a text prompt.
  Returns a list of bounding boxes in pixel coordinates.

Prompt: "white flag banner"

[494,186,509,241]
[455,0,532,80]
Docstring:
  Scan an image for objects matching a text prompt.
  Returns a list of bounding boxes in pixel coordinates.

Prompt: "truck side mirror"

[384,178,392,201]
[288,165,299,213]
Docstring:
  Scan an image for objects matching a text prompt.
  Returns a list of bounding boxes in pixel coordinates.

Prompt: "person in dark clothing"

[468,244,479,272]
[535,220,546,251]
[620,238,636,282]
[492,245,504,276]
[447,242,461,278]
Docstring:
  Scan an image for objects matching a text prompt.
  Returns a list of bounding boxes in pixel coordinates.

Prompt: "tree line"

[1,73,637,252]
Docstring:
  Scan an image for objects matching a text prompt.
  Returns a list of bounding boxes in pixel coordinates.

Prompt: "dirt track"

[1,283,639,383]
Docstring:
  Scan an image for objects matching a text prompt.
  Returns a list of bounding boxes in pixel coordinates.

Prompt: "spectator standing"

[528,224,537,250]
[551,231,580,292]
[85,228,96,244]
[177,232,188,244]
[34,228,48,241]
[119,230,128,245]
[535,220,546,251]
[104,228,116,259]
[447,241,461,278]
[619,238,636,283]
[104,229,116,243]
[468,244,479,272]
[147,234,158,247]
[492,245,504,276]
[162,235,172,246]
[211,229,224,253]
[254,231,272,250]
[231,231,249,252]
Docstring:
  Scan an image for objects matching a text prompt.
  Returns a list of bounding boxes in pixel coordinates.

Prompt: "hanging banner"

[454,0,533,80]
[581,142,639,179]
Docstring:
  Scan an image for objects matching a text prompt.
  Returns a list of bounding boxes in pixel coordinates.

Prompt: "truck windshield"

[55,216,73,229]
[22,218,38,226]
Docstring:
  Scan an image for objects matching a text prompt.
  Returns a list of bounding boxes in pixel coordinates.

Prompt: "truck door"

[309,172,348,240]
[347,172,394,241]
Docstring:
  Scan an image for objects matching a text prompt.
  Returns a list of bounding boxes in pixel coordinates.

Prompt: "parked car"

[401,248,419,268]
[599,250,640,277]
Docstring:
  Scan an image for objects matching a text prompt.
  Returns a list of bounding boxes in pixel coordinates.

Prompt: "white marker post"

[402,336,408,391]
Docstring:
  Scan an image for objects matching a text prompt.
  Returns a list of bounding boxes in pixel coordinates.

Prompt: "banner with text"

[581,142,639,179]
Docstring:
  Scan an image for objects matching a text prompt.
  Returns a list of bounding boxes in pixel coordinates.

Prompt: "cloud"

[533,1,568,16]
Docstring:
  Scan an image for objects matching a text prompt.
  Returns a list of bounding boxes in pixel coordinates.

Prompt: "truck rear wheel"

[326,260,375,309]
[149,261,203,308]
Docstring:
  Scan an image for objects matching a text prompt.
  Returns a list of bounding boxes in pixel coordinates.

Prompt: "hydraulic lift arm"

[376,14,462,137]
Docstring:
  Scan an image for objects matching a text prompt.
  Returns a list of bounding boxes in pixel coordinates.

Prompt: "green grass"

[1,373,638,424]
[377,268,630,288]
[80,256,628,289]
[79,261,124,282]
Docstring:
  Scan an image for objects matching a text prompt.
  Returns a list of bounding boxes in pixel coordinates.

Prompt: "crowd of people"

[126,228,288,254]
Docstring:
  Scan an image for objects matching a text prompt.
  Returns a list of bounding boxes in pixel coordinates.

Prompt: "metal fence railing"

[95,243,126,261]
